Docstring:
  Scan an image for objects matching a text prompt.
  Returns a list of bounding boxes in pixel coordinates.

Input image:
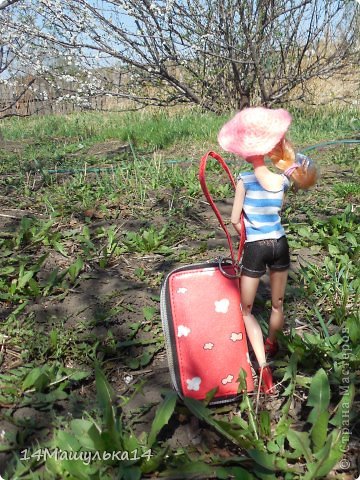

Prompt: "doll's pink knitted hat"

[218,107,292,158]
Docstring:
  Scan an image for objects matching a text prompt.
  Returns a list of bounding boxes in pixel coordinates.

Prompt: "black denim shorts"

[241,236,290,278]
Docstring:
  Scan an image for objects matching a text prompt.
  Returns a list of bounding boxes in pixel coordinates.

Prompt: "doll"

[218,107,317,394]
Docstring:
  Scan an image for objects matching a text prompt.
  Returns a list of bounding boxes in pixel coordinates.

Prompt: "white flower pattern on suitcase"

[177,287,187,294]
[187,377,202,391]
[177,325,191,337]
[230,332,243,342]
[214,298,230,313]
[203,342,214,350]
[221,374,234,385]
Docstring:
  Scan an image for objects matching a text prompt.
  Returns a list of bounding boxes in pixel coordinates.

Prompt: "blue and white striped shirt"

[238,172,290,242]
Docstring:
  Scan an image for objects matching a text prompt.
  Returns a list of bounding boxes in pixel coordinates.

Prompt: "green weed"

[5,362,353,479]
[288,204,359,259]
[333,181,360,198]
[299,255,359,328]
[121,226,171,255]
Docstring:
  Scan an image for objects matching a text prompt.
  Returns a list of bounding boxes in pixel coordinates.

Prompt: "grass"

[333,182,360,197]
[1,109,224,148]
[0,105,358,179]
[0,106,359,479]
[289,106,359,145]
[1,104,358,146]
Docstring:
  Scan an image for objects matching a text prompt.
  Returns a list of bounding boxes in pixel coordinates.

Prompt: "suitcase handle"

[199,151,245,270]
[218,256,242,279]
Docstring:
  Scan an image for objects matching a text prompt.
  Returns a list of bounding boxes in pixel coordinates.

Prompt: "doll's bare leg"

[268,269,289,341]
[240,275,266,367]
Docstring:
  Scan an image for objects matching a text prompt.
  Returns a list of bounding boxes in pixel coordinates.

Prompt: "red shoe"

[258,365,275,394]
[265,338,279,357]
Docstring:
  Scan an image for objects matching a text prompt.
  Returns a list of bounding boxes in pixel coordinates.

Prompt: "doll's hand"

[246,155,265,168]
[295,153,311,172]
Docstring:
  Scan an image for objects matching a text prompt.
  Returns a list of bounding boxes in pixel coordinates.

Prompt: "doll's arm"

[254,165,283,191]
[247,155,283,191]
[231,180,245,236]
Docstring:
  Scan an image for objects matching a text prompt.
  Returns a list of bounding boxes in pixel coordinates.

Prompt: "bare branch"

[0,0,21,10]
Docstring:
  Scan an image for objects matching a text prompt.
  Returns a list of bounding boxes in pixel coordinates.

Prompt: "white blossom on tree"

[0,0,359,116]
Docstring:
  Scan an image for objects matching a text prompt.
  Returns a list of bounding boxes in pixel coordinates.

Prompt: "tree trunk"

[237,92,250,110]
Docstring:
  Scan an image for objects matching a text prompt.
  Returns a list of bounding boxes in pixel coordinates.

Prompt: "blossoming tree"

[1,0,359,116]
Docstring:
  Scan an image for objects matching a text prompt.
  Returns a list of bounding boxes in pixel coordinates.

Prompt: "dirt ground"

[0,198,289,460]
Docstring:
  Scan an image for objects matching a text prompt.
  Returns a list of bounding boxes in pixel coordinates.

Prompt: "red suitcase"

[160,260,254,404]
[160,152,254,404]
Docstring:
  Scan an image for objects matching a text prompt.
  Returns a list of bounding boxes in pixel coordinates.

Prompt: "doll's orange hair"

[269,138,318,190]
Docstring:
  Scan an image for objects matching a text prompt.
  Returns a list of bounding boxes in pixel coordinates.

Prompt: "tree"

[0,2,56,118]
[1,0,359,115]
[0,4,32,118]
